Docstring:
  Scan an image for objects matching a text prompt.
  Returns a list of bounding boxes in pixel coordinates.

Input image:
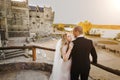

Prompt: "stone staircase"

[0,49,26,60]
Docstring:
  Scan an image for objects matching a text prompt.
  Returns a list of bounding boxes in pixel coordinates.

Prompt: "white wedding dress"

[49,39,71,80]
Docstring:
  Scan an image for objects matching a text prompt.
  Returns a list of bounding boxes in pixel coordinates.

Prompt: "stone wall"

[8,31,29,37]
[10,0,29,31]
[0,0,12,29]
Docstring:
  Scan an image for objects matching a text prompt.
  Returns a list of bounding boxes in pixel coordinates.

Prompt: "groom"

[69,26,97,80]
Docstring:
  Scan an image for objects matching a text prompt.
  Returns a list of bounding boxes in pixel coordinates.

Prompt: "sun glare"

[111,0,120,11]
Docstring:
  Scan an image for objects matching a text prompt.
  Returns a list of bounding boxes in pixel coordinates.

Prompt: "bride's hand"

[65,54,69,60]
[63,55,68,62]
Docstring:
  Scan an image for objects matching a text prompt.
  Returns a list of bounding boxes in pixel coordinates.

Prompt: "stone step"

[4,49,23,54]
[5,53,25,59]
[0,49,27,60]
[5,50,24,57]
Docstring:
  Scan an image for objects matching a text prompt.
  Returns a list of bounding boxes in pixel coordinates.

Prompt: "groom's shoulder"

[72,40,76,43]
[72,39,77,44]
[84,37,93,42]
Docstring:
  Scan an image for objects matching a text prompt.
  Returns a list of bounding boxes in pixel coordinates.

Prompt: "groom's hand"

[91,60,97,64]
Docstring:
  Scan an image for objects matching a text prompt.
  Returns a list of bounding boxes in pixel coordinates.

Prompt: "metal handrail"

[0,45,120,76]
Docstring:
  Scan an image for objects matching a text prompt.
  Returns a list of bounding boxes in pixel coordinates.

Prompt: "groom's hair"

[73,26,83,34]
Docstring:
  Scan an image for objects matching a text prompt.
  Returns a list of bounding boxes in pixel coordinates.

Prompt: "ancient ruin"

[0,0,54,38]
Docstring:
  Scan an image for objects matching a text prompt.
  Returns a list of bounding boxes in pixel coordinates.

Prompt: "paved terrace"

[0,36,120,80]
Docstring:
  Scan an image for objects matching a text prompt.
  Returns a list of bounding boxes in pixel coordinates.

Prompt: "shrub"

[57,24,65,31]
[116,33,120,39]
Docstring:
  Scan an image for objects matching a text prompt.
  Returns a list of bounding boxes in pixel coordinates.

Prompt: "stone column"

[4,0,8,39]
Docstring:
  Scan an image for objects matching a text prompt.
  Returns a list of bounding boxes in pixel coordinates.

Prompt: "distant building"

[64,27,73,32]
[89,28,120,39]
[0,0,54,37]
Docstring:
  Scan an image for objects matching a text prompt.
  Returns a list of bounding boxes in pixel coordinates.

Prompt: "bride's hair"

[60,33,68,54]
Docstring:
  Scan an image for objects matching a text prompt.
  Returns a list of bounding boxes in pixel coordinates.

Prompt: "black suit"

[70,37,97,80]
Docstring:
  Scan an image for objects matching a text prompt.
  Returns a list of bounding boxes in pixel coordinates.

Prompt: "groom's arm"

[90,41,97,64]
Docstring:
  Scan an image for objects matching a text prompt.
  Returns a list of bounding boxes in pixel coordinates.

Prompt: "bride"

[49,33,73,80]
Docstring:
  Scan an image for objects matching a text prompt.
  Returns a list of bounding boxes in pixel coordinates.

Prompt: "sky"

[28,0,120,25]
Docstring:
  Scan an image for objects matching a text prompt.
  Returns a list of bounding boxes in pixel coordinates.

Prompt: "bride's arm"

[61,46,67,61]
[64,42,73,61]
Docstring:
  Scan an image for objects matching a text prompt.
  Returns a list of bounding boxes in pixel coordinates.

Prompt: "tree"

[78,20,92,34]
[57,23,65,31]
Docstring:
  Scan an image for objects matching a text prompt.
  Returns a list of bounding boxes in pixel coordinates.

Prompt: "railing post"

[32,47,36,61]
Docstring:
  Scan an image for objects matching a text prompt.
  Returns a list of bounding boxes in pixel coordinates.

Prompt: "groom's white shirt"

[72,34,84,41]
[77,34,84,38]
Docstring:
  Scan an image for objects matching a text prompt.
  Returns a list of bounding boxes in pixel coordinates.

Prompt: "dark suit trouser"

[71,68,90,80]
